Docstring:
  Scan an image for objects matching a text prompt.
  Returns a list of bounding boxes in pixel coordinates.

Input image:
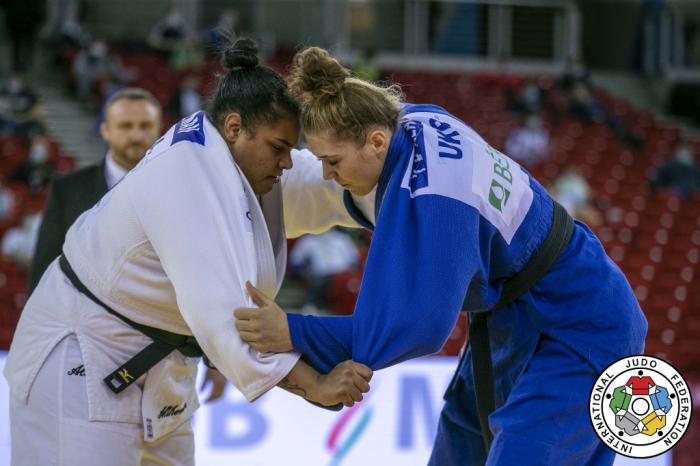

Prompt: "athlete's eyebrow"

[273,137,294,148]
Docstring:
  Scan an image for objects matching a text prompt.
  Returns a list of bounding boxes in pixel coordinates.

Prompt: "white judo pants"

[9,335,195,466]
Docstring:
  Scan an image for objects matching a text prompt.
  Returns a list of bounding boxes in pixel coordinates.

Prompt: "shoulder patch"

[171,112,205,146]
[399,110,534,244]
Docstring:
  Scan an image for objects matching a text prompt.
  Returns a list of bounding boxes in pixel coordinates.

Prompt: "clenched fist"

[311,360,373,407]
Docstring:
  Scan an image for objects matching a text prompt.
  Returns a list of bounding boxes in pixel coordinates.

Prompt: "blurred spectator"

[0,73,44,141]
[45,0,90,65]
[568,82,643,149]
[649,140,700,199]
[684,18,700,66]
[550,166,602,227]
[1,212,41,270]
[0,180,17,223]
[507,79,543,116]
[147,2,189,53]
[559,56,591,93]
[2,0,46,72]
[71,39,134,104]
[168,75,202,118]
[202,9,240,53]
[170,36,205,71]
[558,58,642,148]
[289,228,360,313]
[568,82,604,122]
[353,48,382,83]
[504,114,549,166]
[11,132,54,193]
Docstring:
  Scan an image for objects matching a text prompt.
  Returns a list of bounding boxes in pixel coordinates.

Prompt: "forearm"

[277,358,321,401]
[287,291,460,374]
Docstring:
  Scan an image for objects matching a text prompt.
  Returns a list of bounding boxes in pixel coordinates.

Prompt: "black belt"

[59,254,205,394]
[445,201,574,453]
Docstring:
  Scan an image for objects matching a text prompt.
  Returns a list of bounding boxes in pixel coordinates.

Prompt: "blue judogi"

[287,104,647,465]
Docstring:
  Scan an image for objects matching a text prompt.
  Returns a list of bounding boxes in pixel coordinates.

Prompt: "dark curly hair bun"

[221,38,259,71]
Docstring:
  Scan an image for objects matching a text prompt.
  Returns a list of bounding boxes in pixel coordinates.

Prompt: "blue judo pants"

[427,336,615,466]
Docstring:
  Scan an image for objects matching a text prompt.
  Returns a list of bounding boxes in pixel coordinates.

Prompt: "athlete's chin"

[253,177,278,195]
[338,181,355,193]
[345,185,371,196]
[253,186,273,195]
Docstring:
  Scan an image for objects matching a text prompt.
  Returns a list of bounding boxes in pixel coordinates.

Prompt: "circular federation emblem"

[589,355,692,458]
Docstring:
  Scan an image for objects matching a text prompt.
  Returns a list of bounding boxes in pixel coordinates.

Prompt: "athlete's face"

[305,129,390,196]
[232,116,300,195]
[100,99,162,171]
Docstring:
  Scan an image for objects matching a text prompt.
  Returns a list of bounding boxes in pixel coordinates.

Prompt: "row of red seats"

[0,131,75,349]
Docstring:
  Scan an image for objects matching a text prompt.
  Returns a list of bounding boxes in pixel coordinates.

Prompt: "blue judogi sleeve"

[288,191,480,373]
[287,121,486,373]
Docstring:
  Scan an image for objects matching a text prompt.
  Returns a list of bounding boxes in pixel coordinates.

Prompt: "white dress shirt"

[104,151,129,189]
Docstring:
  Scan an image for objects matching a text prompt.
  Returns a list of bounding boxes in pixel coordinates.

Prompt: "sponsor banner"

[0,353,669,465]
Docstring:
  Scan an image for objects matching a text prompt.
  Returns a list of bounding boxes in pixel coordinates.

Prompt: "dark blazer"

[28,161,108,293]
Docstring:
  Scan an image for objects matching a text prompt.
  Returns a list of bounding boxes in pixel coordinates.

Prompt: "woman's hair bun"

[221,38,259,71]
[288,47,350,99]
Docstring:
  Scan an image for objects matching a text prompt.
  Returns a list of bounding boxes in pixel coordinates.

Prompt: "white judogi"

[5,112,310,465]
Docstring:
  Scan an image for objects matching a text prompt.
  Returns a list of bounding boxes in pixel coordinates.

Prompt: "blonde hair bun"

[289,47,350,99]
[288,46,402,142]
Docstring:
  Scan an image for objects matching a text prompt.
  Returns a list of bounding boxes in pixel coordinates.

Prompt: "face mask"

[90,43,107,58]
[30,141,49,164]
[166,13,183,26]
[526,117,541,129]
[7,80,21,93]
[675,148,693,165]
[524,85,539,101]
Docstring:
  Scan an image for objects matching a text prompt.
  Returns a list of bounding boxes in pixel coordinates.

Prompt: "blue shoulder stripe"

[172,112,205,146]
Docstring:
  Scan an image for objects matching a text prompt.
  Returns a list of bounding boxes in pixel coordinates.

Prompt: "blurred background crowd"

[0,0,699,463]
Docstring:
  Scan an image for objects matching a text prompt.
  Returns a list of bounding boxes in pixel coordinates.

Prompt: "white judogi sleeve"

[125,130,298,402]
[283,149,374,237]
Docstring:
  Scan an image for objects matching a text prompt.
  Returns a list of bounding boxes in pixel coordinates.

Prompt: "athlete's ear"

[367,129,389,158]
[222,112,242,143]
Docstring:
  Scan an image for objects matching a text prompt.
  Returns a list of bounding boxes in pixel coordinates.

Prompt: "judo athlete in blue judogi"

[235,47,648,465]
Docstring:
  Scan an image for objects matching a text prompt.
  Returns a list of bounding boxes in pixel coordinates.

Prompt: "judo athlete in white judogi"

[3,39,371,466]
[236,47,648,466]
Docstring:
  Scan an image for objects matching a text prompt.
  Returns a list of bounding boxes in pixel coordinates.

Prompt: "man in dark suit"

[29,88,162,291]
